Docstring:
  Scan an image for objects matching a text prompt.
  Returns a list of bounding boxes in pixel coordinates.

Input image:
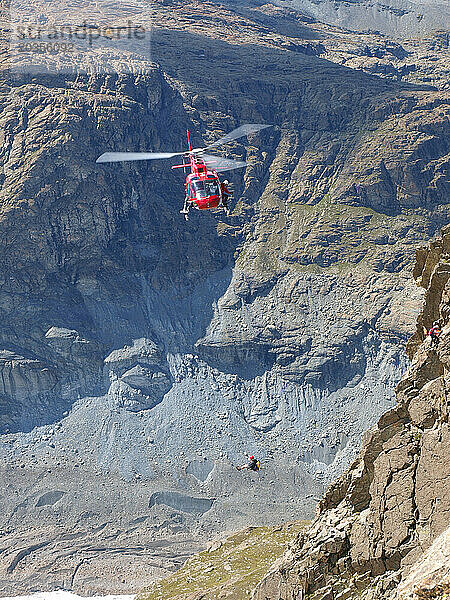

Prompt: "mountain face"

[267,0,449,38]
[253,225,450,600]
[0,0,449,594]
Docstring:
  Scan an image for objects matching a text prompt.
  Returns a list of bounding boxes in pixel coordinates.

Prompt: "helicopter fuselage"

[172,134,224,211]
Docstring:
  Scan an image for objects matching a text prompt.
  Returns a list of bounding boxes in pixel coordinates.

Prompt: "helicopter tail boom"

[172,163,191,169]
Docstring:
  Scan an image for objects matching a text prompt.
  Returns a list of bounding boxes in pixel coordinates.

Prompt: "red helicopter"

[96,124,271,220]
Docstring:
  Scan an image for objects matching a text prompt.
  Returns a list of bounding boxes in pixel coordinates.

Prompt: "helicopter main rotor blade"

[96,151,184,163]
[201,154,248,172]
[204,124,271,151]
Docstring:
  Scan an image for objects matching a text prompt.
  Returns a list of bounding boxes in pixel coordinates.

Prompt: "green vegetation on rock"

[138,522,308,600]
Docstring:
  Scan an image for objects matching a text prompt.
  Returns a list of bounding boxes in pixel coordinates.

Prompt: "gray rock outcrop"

[105,338,172,411]
[267,0,448,38]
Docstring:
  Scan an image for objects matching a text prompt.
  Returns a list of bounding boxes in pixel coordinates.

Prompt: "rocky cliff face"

[253,224,450,600]
[0,0,449,594]
[267,0,448,38]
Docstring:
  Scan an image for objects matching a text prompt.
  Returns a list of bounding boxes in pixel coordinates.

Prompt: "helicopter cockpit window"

[191,180,205,198]
[205,179,219,196]
[191,179,219,199]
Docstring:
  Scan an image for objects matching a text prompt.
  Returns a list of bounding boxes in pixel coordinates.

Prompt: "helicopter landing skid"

[180,197,190,220]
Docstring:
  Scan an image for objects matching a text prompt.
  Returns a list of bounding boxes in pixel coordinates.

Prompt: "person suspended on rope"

[429,321,442,348]
[220,179,232,215]
[236,454,260,471]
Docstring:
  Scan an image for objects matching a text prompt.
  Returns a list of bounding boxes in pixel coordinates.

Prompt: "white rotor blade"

[96,151,184,163]
[201,154,248,172]
[204,124,271,151]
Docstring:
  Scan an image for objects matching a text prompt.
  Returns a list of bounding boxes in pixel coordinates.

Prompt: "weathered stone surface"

[397,526,450,600]
[105,338,173,410]
[268,0,448,38]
